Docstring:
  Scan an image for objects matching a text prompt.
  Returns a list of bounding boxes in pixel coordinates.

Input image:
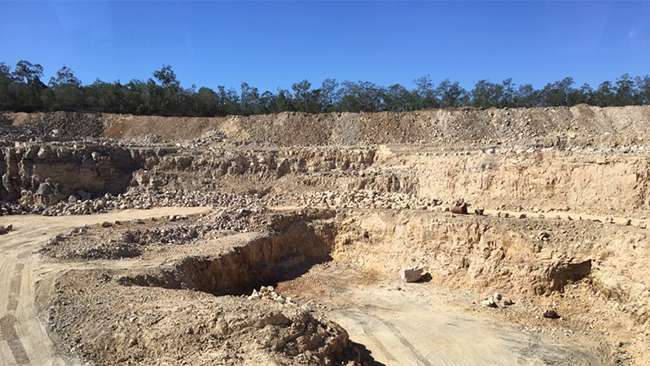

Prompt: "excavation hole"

[117,220,334,296]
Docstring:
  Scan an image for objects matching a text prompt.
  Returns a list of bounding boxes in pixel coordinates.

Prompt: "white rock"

[481,298,498,308]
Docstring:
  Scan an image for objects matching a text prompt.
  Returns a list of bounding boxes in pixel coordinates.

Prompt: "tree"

[291,80,321,113]
[437,79,467,108]
[149,65,182,115]
[513,84,537,108]
[338,81,384,112]
[636,76,650,105]
[614,74,639,106]
[259,91,276,113]
[13,60,44,84]
[384,84,415,112]
[2,58,650,115]
[11,60,45,111]
[500,79,516,107]
[0,63,16,110]
[319,78,339,112]
[570,83,593,105]
[471,79,502,108]
[217,85,240,115]
[593,81,615,107]
[84,79,124,113]
[540,77,575,107]
[153,65,179,88]
[414,76,437,109]
[196,87,218,116]
[240,82,262,115]
[123,79,151,114]
[272,89,294,113]
[43,65,83,111]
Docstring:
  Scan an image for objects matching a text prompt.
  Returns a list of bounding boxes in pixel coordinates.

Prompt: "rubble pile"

[189,130,229,147]
[3,187,447,217]
[248,286,299,306]
[296,190,442,210]
[40,207,277,260]
[480,292,516,308]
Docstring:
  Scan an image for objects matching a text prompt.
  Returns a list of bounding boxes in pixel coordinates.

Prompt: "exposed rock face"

[133,147,377,192]
[0,143,151,204]
[546,259,592,292]
[2,107,650,365]
[332,210,631,300]
[0,141,383,209]
[117,211,335,295]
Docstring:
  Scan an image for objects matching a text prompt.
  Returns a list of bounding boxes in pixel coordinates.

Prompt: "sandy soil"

[278,262,610,366]
[0,207,614,366]
[0,207,209,366]
[332,287,605,366]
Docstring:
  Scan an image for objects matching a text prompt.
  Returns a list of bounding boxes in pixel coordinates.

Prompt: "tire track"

[0,207,211,366]
[381,319,432,366]
[337,310,398,364]
[0,315,31,365]
[6,263,25,312]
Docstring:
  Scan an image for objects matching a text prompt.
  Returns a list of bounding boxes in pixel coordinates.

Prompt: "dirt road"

[0,207,209,366]
[330,286,607,366]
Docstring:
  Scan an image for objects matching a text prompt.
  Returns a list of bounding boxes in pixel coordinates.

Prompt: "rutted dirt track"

[0,207,209,366]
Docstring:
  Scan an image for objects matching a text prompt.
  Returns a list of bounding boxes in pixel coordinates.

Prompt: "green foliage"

[45,65,83,111]
[9,60,45,111]
[0,60,649,116]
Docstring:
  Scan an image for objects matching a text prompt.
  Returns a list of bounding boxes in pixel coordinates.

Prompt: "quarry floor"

[279,267,608,366]
[0,207,209,366]
[0,208,619,366]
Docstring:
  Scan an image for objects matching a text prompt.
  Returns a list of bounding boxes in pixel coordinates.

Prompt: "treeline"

[1,60,650,116]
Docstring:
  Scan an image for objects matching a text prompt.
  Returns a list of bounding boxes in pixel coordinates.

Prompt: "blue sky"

[0,1,648,92]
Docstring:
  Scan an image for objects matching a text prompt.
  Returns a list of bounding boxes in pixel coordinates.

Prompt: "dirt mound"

[4,105,650,146]
[7,111,105,138]
[49,271,369,366]
[0,113,36,142]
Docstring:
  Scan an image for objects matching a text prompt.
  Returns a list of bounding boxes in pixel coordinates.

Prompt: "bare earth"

[0,207,621,366]
[0,207,209,366]
[277,262,610,366]
[2,107,650,365]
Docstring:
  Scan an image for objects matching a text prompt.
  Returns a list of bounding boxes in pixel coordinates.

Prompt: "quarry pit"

[1,106,650,366]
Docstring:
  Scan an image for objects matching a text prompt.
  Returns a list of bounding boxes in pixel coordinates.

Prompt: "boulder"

[400,267,423,283]
[543,309,561,319]
[75,189,91,201]
[0,224,12,235]
[481,298,497,308]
